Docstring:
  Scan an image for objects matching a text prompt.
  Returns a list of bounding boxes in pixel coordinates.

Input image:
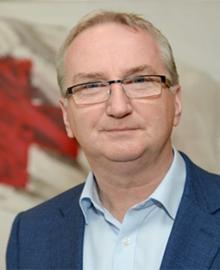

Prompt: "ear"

[59,98,74,138]
[173,85,182,127]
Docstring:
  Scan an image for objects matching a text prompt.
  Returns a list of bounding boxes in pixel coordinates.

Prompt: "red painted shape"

[0,57,78,187]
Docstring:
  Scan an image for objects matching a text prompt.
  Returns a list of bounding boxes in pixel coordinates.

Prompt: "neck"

[88,146,174,222]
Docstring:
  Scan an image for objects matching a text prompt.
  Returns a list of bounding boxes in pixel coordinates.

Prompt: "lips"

[103,127,139,132]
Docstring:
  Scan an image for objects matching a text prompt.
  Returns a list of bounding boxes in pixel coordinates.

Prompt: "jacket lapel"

[161,199,220,269]
[49,185,85,270]
[161,154,220,269]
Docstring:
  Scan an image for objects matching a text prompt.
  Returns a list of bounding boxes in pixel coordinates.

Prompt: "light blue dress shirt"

[79,149,186,270]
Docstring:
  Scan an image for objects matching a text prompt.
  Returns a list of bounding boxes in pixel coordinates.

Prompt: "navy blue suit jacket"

[6,153,220,269]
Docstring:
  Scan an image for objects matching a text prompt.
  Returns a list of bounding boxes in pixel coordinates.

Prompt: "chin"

[104,148,145,163]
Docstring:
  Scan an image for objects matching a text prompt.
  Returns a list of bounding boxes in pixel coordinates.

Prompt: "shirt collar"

[79,148,186,223]
[79,172,102,224]
[149,148,186,219]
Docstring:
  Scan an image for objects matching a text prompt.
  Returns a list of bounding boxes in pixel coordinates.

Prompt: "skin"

[60,23,182,221]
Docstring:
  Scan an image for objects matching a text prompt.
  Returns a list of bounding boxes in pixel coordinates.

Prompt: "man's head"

[56,11,179,95]
[58,10,181,168]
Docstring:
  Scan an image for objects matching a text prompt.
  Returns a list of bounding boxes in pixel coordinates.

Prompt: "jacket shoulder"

[181,152,220,213]
[20,182,84,220]
[181,151,220,183]
[7,183,85,269]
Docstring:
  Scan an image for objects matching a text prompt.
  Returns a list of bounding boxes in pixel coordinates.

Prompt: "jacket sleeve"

[6,213,22,270]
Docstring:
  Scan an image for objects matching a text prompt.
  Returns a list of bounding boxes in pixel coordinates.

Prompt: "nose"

[105,82,132,118]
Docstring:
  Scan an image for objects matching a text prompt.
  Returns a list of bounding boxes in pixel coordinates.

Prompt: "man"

[7,11,220,270]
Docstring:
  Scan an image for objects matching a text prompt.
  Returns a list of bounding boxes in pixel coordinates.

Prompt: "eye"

[84,81,102,89]
[133,77,147,83]
[73,81,103,93]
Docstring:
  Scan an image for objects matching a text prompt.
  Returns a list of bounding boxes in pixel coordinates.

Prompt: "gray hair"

[56,10,179,95]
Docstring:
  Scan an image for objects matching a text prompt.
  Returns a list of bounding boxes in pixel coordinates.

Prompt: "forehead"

[64,23,165,81]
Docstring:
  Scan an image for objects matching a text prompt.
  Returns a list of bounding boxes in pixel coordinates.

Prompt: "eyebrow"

[122,65,157,77]
[72,72,106,83]
[72,65,157,83]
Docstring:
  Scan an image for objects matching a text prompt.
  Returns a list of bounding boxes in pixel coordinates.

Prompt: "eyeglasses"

[65,75,172,105]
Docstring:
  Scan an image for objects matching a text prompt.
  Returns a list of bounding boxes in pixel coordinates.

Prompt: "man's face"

[60,23,181,166]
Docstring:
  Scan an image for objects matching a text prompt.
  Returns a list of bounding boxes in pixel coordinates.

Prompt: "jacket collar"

[49,184,85,270]
[160,153,220,269]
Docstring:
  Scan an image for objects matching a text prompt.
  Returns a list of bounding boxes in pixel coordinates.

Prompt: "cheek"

[137,97,176,131]
[162,98,177,128]
[67,105,103,141]
[66,106,83,140]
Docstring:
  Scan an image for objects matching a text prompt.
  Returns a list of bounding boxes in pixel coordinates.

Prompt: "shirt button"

[122,237,131,246]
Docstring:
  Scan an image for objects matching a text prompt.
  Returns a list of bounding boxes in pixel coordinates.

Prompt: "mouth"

[103,127,139,133]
